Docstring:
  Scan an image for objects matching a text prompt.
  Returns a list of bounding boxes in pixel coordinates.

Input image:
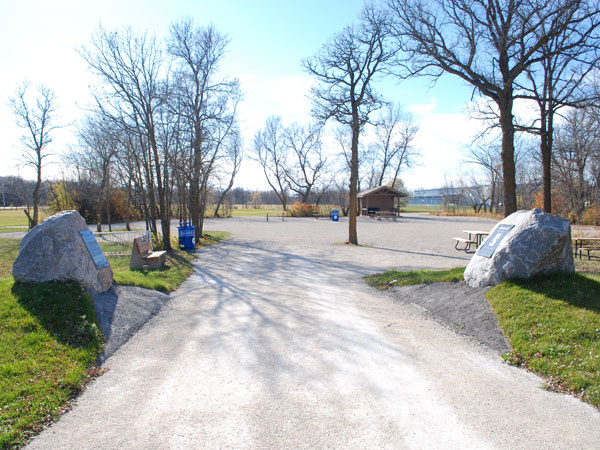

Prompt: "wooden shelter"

[357,185,408,217]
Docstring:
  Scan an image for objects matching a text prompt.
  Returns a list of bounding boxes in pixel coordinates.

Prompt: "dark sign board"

[476,224,515,258]
[79,230,110,270]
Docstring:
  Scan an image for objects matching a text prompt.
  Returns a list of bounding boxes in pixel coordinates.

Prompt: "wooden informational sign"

[476,224,515,258]
[79,230,110,270]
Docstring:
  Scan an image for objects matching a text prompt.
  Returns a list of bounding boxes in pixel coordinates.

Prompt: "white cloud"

[402,100,486,190]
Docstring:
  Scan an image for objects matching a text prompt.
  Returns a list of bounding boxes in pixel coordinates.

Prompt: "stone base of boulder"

[464,209,574,288]
[12,210,113,292]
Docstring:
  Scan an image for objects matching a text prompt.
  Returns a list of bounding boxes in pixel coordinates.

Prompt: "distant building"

[357,185,409,215]
[409,187,469,206]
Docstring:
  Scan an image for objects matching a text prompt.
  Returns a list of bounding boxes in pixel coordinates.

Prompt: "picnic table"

[573,237,600,260]
[453,230,490,253]
[373,211,398,221]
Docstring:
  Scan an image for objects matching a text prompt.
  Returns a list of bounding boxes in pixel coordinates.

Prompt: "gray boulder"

[12,210,113,292]
[464,209,574,288]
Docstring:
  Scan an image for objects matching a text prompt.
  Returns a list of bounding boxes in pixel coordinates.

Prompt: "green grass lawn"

[101,231,229,291]
[0,210,30,227]
[230,207,284,217]
[0,239,103,448]
[0,227,27,234]
[0,209,51,228]
[365,267,465,289]
[488,273,600,407]
[401,204,437,213]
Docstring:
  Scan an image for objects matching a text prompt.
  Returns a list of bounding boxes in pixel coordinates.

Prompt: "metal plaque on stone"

[79,230,110,270]
[476,224,515,258]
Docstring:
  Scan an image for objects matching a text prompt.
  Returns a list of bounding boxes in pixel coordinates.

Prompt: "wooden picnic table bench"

[573,237,600,260]
[453,230,490,253]
[130,235,167,270]
[372,211,398,221]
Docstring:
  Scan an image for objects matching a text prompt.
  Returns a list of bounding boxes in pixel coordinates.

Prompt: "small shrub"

[151,233,179,251]
[533,189,568,217]
[567,211,578,224]
[581,204,600,226]
[288,202,317,217]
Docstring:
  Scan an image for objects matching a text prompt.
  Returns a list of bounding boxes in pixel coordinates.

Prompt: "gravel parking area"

[201,213,498,272]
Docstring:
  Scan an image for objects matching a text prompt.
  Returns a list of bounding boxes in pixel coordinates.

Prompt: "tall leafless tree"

[304,4,395,244]
[8,82,59,227]
[214,129,243,217]
[283,123,327,203]
[81,26,173,248]
[517,3,600,212]
[466,142,503,213]
[372,102,419,187]
[553,107,600,214]
[77,113,120,231]
[253,116,289,210]
[387,0,593,216]
[168,18,241,239]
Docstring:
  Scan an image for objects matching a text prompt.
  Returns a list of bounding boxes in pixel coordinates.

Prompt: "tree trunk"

[540,111,552,213]
[349,121,360,245]
[96,205,103,232]
[198,183,208,236]
[32,157,42,227]
[125,177,132,231]
[499,94,517,216]
[107,196,112,232]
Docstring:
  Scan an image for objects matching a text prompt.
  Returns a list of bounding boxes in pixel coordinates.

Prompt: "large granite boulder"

[12,210,113,292]
[464,209,574,288]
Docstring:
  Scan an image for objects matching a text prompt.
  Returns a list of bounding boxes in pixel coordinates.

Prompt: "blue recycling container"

[177,222,196,251]
[330,210,339,222]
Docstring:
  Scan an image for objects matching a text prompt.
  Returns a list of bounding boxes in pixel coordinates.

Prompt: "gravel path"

[26,214,600,449]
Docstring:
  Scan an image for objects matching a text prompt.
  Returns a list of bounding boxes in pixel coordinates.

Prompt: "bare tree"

[372,102,419,187]
[334,125,373,191]
[81,26,173,248]
[214,129,243,218]
[283,123,327,203]
[517,3,600,212]
[8,82,59,227]
[168,18,241,239]
[553,107,599,214]
[304,4,395,244]
[77,113,120,231]
[387,0,594,216]
[253,116,289,210]
[466,142,503,213]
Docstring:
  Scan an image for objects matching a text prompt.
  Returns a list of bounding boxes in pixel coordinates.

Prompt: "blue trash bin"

[177,222,196,251]
[330,210,339,222]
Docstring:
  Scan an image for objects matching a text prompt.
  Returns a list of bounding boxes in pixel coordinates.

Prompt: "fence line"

[93,230,149,256]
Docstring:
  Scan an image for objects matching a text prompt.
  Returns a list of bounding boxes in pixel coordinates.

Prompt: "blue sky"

[0,0,479,190]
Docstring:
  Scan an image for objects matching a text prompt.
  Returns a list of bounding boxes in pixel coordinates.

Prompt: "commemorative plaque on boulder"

[464,209,574,288]
[12,210,113,292]
[80,230,110,270]
[476,224,515,258]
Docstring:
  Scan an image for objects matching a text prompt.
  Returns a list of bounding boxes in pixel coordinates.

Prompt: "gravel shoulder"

[92,285,170,363]
[387,282,510,355]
